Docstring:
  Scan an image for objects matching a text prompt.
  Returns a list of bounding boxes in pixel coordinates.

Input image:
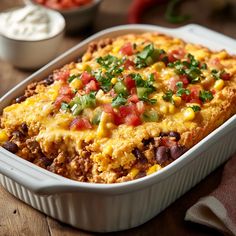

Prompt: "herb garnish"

[175,81,190,97]
[162,90,174,104]
[190,105,201,112]
[112,94,127,107]
[199,90,213,103]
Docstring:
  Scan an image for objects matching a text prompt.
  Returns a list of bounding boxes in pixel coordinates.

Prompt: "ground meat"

[87,38,113,54]
[24,82,38,98]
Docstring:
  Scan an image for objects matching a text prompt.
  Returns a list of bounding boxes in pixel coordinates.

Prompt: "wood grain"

[0,0,235,235]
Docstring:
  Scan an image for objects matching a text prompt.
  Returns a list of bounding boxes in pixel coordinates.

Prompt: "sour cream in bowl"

[0,5,65,69]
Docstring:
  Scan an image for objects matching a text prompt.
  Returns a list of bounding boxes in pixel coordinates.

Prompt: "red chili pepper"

[128,0,167,23]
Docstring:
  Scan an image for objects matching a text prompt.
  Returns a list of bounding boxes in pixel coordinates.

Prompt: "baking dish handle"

[0,147,65,194]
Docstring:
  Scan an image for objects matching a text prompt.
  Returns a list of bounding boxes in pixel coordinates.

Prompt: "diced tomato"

[81,71,96,85]
[211,89,216,95]
[130,87,137,95]
[182,86,202,104]
[37,0,92,9]
[179,74,189,86]
[103,104,114,114]
[119,105,133,117]
[85,80,99,93]
[128,94,139,103]
[54,95,71,109]
[124,114,142,126]
[168,77,181,92]
[53,70,70,82]
[124,76,136,91]
[70,117,92,130]
[161,137,177,147]
[220,72,231,80]
[168,49,185,63]
[59,85,73,96]
[124,59,135,69]
[120,43,133,56]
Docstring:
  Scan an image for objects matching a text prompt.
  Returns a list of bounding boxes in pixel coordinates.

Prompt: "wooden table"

[0,1,235,235]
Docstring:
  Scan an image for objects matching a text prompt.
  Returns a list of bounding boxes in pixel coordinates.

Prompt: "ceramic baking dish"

[0,24,236,233]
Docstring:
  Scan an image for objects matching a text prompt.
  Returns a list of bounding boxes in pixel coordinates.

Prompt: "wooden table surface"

[0,1,235,235]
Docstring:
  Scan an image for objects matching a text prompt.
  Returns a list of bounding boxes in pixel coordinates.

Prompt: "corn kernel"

[111,77,117,84]
[151,62,166,72]
[214,79,224,91]
[103,145,113,156]
[97,112,110,138]
[183,108,195,121]
[82,53,92,62]
[112,46,121,54]
[172,95,182,106]
[168,104,175,114]
[160,105,168,114]
[147,164,161,175]
[69,79,83,90]
[0,130,8,144]
[129,168,139,178]
[70,69,79,75]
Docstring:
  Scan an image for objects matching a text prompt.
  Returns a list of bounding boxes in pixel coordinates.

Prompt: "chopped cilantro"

[201,63,207,69]
[175,81,190,97]
[199,90,213,103]
[142,110,159,122]
[162,90,174,104]
[190,105,201,112]
[94,70,112,92]
[211,69,221,80]
[137,87,156,104]
[68,74,77,83]
[134,44,165,68]
[112,94,127,107]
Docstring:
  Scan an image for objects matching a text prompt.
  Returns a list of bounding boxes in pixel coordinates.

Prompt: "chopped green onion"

[113,81,128,96]
[142,110,159,122]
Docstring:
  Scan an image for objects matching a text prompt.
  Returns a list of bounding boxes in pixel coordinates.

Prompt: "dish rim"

[0,23,235,195]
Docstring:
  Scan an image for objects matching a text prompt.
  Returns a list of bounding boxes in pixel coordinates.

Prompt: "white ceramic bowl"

[0,7,65,70]
[0,24,235,233]
[28,0,102,33]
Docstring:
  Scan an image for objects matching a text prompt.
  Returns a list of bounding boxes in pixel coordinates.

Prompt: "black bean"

[43,75,54,86]
[160,132,169,137]
[132,148,147,164]
[142,138,154,146]
[15,95,26,103]
[170,145,188,160]
[77,56,82,63]
[21,123,28,133]
[155,146,170,165]
[12,130,25,140]
[169,131,181,141]
[2,141,18,154]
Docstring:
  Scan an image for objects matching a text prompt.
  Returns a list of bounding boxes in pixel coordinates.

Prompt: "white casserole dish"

[0,24,236,233]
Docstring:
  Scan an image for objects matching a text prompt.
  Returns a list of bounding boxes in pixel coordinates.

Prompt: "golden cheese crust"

[1,32,236,183]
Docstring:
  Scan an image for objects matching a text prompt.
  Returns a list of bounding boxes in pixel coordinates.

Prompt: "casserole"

[0,24,236,232]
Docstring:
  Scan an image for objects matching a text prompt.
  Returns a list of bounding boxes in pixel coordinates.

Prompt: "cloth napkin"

[185,155,236,236]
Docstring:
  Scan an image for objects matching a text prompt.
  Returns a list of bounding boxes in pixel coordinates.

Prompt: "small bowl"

[0,7,65,70]
[28,0,102,33]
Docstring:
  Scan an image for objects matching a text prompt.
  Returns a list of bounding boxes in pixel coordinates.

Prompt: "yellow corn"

[112,46,121,54]
[184,108,195,121]
[70,68,80,75]
[103,145,113,156]
[70,79,83,90]
[147,164,161,175]
[111,77,117,84]
[160,104,168,114]
[168,104,175,114]
[214,79,224,91]
[172,95,182,106]
[0,129,8,144]
[129,168,139,178]
[97,112,110,138]
[82,53,92,62]
[151,62,166,72]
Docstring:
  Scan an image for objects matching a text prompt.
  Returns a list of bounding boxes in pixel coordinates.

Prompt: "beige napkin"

[185,155,236,236]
